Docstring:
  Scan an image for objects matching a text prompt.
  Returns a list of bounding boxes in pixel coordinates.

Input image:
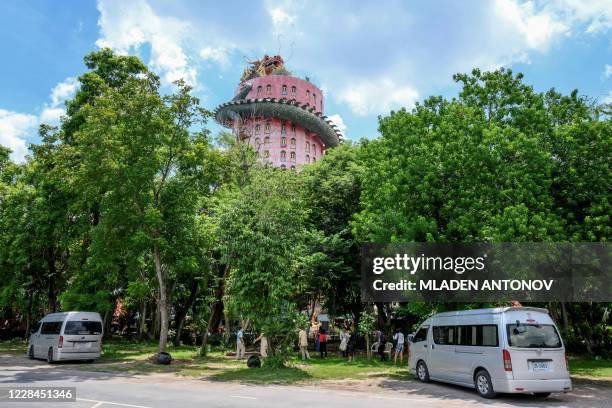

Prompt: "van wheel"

[28,346,34,360]
[416,361,430,382]
[534,392,551,398]
[47,348,54,364]
[475,370,496,398]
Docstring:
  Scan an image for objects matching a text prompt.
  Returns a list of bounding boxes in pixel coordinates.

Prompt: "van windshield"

[506,324,562,348]
[64,321,102,335]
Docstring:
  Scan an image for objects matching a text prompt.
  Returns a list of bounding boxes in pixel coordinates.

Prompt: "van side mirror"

[407,334,415,343]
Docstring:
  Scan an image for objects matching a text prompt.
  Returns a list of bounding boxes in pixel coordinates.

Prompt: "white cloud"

[605,64,612,78]
[493,0,570,52]
[39,77,79,125]
[0,109,37,162]
[337,78,418,116]
[269,6,297,35]
[327,114,346,135]
[0,77,79,161]
[200,46,231,69]
[96,0,197,86]
[39,107,65,124]
[603,91,612,104]
[50,77,78,107]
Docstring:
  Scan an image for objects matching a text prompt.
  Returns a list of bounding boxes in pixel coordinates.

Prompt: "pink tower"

[214,55,341,169]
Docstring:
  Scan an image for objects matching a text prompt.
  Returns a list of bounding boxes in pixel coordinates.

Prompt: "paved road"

[0,354,608,408]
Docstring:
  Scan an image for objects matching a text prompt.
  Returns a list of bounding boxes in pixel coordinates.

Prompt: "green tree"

[218,168,307,366]
[66,50,215,353]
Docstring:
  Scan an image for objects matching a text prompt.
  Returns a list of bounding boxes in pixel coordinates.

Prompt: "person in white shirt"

[298,328,310,360]
[254,332,268,358]
[393,328,405,365]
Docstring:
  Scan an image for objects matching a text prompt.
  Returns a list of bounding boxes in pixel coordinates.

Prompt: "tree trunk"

[47,253,57,313]
[366,334,371,360]
[561,302,569,334]
[102,309,112,339]
[24,288,33,339]
[201,265,230,355]
[139,301,147,337]
[173,279,199,346]
[153,243,168,353]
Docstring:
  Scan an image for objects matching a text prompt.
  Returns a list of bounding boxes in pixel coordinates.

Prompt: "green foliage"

[218,168,307,364]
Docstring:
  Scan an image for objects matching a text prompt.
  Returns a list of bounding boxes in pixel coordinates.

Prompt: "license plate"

[529,361,551,372]
[75,342,91,349]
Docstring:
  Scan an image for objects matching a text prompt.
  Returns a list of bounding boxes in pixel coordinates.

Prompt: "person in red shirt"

[318,329,328,358]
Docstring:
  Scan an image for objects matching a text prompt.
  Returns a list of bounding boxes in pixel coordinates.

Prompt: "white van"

[28,311,103,363]
[408,307,571,398]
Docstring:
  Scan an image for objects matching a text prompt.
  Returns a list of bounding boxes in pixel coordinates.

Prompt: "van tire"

[28,346,34,360]
[474,369,496,398]
[416,360,430,382]
[47,348,54,364]
[534,392,551,398]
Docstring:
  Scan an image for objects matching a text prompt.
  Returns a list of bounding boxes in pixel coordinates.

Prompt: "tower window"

[263,150,270,158]
[281,85,287,95]
[257,86,262,96]
[255,124,261,135]
[312,157,316,163]
[254,138,261,147]
[305,143,310,152]
[306,90,310,100]
[291,85,296,95]
[313,94,316,105]
[266,84,272,94]
[280,150,287,162]
[290,138,296,148]
[291,165,296,170]
[264,122,271,133]
[290,151,296,162]
[291,124,296,134]
[312,144,316,154]
[281,136,286,146]
[264,136,270,145]
[281,124,286,134]
[306,154,310,163]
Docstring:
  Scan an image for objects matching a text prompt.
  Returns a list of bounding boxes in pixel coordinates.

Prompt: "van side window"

[31,322,41,334]
[433,326,456,345]
[41,321,62,335]
[413,326,428,342]
[455,325,499,347]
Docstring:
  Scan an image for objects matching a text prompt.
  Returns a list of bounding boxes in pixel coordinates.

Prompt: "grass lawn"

[81,339,411,384]
[2,339,610,385]
[568,357,612,381]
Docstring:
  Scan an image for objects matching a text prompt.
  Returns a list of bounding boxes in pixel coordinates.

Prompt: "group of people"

[235,327,269,360]
[374,328,407,365]
[234,325,408,365]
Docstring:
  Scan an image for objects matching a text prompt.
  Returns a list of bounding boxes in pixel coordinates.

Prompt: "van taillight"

[503,349,512,371]
[58,335,63,349]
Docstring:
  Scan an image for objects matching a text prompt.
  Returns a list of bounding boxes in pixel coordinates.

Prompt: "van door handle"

[423,345,427,348]
[431,344,435,349]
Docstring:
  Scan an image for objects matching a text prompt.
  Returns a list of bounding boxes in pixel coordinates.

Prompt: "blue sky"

[1,0,611,161]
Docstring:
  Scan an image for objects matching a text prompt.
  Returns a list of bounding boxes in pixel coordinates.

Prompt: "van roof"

[431,307,549,318]
[42,311,102,320]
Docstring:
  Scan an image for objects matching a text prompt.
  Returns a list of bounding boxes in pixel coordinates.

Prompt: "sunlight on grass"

[569,358,612,379]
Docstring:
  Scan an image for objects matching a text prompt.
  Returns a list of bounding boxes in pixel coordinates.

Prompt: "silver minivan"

[408,307,571,398]
[28,311,103,363]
